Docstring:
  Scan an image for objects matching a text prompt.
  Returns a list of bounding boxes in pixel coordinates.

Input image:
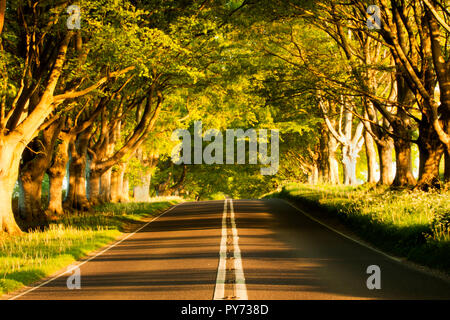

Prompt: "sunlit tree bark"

[0,32,73,234]
[320,97,364,185]
[65,129,91,211]
[88,85,164,204]
[0,0,5,35]
[364,127,378,184]
[110,162,128,203]
[18,119,62,227]
[47,132,71,217]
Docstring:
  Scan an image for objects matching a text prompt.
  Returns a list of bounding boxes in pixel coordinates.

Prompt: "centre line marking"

[213,199,227,300]
[229,199,248,300]
[213,199,247,300]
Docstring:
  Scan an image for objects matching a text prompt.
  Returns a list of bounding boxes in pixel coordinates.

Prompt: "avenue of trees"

[0,0,449,234]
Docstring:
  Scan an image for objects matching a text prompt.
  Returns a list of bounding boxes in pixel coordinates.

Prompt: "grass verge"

[265,184,450,273]
[0,200,178,296]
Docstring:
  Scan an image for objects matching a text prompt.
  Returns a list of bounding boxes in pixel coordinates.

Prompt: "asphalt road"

[7,199,450,300]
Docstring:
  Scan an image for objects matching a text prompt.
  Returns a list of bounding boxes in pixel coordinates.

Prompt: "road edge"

[279,198,450,286]
[2,202,182,300]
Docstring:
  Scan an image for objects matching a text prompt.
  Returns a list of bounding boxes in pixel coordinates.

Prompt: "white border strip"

[213,199,227,300]
[229,199,248,300]
[8,203,181,300]
[281,199,402,263]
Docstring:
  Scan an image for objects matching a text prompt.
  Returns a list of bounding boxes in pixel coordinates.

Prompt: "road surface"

[7,199,450,300]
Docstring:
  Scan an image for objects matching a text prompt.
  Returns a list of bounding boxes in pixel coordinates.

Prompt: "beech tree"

[313,0,449,187]
[1,0,221,230]
[319,95,365,185]
[1,0,448,235]
[374,0,450,187]
[0,1,136,233]
[46,103,104,216]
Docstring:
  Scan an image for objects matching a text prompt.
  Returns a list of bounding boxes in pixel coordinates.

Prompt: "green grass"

[265,183,450,273]
[0,200,178,296]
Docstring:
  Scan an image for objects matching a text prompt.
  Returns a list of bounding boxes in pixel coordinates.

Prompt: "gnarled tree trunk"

[417,120,445,189]
[342,145,358,185]
[133,172,152,202]
[307,164,319,185]
[18,120,62,227]
[65,131,90,211]
[0,0,6,35]
[0,33,73,234]
[0,142,23,234]
[47,133,71,216]
[377,139,394,186]
[445,150,450,183]
[326,120,340,185]
[328,143,340,185]
[318,123,330,183]
[18,173,47,228]
[111,163,127,203]
[364,128,378,184]
[391,79,416,187]
[88,170,101,205]
[99,168,112,203]
[122,175,130,202]
[320,97,364,186]
[393,137,416,187]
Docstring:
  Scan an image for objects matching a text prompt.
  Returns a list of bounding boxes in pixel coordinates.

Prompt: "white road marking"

[213,199,248,300]
[213,199,228,300]
[229,199,248,300]
[8,203,181,300]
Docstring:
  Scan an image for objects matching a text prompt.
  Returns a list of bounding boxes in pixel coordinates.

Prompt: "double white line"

[213,199,248,300]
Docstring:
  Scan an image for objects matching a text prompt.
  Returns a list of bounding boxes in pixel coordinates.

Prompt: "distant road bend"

[8,199,450,300]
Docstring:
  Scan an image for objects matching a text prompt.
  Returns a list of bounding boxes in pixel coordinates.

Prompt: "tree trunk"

[342,145,358,185]
[88,119,115,204]
[377,140,394,185]
[18,120,62,226]
[133,172,152,202]
[0,176,22,234]
[65,132,90,211]
[110,169,121,203]
[328,132,340,184]
[47,170,65,217]
[392,76,417,187]
[418,145,444,189]
[364,129,378,184]
[318,123,329,183]
[417,119,445,189]
[18,169,47,229]
[0,141,24,234]
[88,170,101,206]
[445,150,450,183]
[321,100,363,186]
[122,175,130,202]
[392,138,416,187]
[307,164,319,185]
[111,163,127,203]
[66,159,90,211]
[0,0,6,36]
[47,134,71,216]
[328,153,339,185]
[99,168,112,203]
